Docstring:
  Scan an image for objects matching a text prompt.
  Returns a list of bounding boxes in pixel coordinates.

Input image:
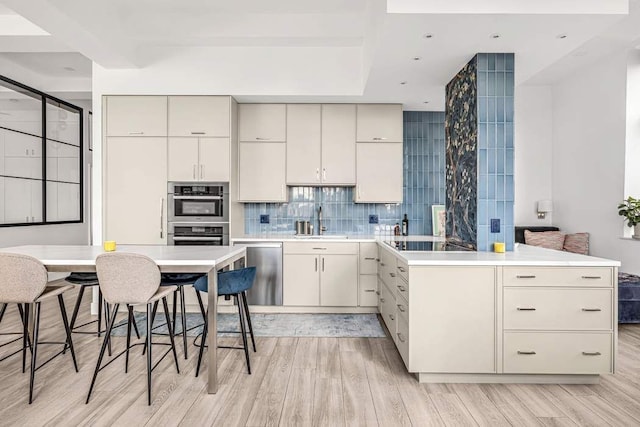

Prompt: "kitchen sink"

[294,235,349,239]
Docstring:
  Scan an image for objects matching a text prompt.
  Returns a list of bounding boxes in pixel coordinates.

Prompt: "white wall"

[0,98,91,249]
[624,49,640,213]
[551,49,640,274]
[514,85,553,225]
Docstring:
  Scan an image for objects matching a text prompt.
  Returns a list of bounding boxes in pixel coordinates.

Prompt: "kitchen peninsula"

[234,236,620,384]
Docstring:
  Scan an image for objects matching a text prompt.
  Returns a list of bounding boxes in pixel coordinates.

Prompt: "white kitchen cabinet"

[168,96,230,137]
[359,274,378,307]
[105,137,167,244]
[3,132,42,180]
[239,104,286,142]
[168,137,230,182]
[105,96,167,137]
[283,243,359,307]
[321,104,356,185]
[238,142,286,202]
[409,266,496,373]
[286,104,321,185]
[356,104,403,143]
[355,143,403,203]
[3,177,42,223]
[283,254,321,306]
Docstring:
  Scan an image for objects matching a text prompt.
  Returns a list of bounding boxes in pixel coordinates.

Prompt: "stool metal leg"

[28,302,41,404]
[179,286,188,359]
[0,303,6,324]
[241,291,257,352]
[128,305,141,339]
[57,294,79,372]
[97,289,103,337]
[125,306,133,373]
[104,302,112,357]
[146,302,153,406]
[86,304,119,404]
[22,303,29,374]
[68,286,85,333]
[162,297,180,374]
[142,301,159,356]
[236,294,251,375]
[195,308,207,378]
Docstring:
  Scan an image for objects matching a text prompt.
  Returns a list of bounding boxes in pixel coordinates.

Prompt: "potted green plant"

[618,196,640,239]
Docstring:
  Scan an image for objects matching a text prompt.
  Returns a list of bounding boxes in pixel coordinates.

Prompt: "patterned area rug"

[111,313,386,338]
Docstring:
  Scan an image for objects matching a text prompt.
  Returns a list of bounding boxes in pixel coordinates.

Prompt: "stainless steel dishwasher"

[233,241,283,305]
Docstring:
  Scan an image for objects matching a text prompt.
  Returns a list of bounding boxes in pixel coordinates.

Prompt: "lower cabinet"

[320,254,358,306]
[283,254,320,306]
[358,275,378,307]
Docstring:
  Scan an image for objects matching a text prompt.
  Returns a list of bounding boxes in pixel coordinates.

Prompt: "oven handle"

[172,236,223,241]
[172,195,223,200]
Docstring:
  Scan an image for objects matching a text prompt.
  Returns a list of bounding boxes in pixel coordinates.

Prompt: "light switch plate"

[490,218,500,233]
[260,214,270,224]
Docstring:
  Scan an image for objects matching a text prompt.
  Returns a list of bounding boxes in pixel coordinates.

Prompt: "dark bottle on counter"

[394,223,401,236]
[402,214,409,236]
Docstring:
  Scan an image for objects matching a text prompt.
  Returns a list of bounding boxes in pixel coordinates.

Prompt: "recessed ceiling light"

[556,33,568,39]
[424,33,434,39]
[490,33,501,39]
[9,98,18,103]
[400,81,407,85]
[412,56,422,61]
[423,101,429,104]
[63,66,75,72]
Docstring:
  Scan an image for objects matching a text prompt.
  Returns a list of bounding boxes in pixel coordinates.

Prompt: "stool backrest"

[218,267,257,295]
[96,253,161,304]
[0,253,48,303]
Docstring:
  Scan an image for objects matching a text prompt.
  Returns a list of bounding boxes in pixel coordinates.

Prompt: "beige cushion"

[563,232,590,255]
[524,230,566,251]
[0,253,48,303]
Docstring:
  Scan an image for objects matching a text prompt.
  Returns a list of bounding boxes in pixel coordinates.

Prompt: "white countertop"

[380,242,621,267]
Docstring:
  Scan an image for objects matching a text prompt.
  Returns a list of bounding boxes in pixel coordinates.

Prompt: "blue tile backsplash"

[244,111,446,236]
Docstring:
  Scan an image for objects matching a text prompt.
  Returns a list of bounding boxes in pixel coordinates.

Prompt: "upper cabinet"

[239,104,286,142]
[168,96,230,137]
[168,137,230,182]
[286,104,321,185]
[355,143,403,203]
[356,104,403,143]
[105,96,167,137]
[238,142,286,202]
[322,104,356,185]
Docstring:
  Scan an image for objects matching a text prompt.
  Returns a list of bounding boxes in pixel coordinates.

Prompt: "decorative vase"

[634,224,640,240]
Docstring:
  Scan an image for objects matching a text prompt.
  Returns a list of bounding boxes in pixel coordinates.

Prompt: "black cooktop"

[385,240,475,252]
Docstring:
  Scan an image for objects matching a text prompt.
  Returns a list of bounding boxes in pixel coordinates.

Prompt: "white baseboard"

[416,373,601,384]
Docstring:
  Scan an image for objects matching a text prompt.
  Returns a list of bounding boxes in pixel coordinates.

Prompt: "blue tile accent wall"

[476,53,515,251]
[244,111,446,236]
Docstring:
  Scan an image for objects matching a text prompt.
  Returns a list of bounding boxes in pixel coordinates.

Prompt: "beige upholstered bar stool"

[0,253,79,404]
[87,253,180,406]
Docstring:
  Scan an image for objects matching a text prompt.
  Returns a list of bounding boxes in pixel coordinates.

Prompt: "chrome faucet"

[318,205,327,235]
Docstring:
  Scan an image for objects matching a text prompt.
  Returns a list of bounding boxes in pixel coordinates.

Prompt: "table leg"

[207,266,218,394]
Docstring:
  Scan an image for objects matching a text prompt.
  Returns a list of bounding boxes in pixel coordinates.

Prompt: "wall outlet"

[490,218,500,233]
[369,214,379,224]
[260,214,270,224]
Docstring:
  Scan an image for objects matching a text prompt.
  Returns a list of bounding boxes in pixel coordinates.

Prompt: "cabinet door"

[105,137,167,244]
[410,267,496,373]
[3,177,35,223]
[283,254,320,306]
[356,104,403,142]
[106,96,167,137]
[320,254,358,307]
[359,275,379,307]
[286,104,321,185]
[322,104,356,185]
[200,138,230,182]
[168,96,230,137]
[168,138,199,181]
[239,104,286,142]
[238,142,286,202]
[356,143,403,203]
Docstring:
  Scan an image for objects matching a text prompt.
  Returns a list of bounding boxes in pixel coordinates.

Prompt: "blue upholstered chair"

[193,267,257,377]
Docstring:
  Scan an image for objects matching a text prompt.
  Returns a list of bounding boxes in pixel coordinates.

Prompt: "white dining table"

[0,244,247,394]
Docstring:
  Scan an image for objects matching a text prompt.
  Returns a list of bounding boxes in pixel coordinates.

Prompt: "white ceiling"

[0,0,639,110]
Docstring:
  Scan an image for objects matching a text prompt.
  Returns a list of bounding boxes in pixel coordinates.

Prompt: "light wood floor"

[1,290,640,426]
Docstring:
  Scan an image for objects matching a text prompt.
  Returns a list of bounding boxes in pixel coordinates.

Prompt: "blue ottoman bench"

[619,272,640,323]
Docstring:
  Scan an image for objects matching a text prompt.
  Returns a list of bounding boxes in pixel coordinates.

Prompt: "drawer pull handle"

[389,314,395,321]
[312,247,327,250]
[397,304,406,313]
[380,298,385,303]
[397,285,406,292]
[516,275,536,279]
[396,332,406,343]
[582,351,602,356]
[380,262,386,266]
[191,131,206,135]
[376,291,380,295]
[364,289,376,293]
[581,276,602,280]
[517,351,536,355]
[517,307,536,311]
[364,257,376,260]
[389,273,396,277]
[397,266,406,272]
[582,308,602,312]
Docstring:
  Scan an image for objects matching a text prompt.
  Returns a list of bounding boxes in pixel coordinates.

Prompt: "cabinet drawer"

[396,313,409,367]
[503,267,612,287]
[359,275,378,307]
[359,242,379,275]
[396,276,409,306]
[378,248,397,287]
[380,282,396,333]
[504,332,612,374]
[504,288,613,331]
[396,260,409,282]
[283,242,358,255]
[396,294,409,324]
